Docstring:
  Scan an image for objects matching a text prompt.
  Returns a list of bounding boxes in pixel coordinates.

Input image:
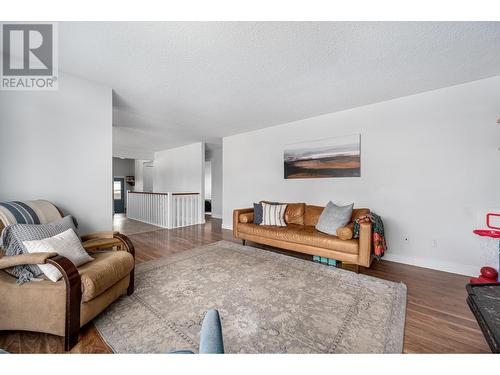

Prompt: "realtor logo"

[1,22,58,90]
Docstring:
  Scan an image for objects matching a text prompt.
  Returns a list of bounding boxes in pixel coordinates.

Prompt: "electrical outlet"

[432,239,438,248]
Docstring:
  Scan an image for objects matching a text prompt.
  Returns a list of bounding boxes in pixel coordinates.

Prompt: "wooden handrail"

[128,191,200,196]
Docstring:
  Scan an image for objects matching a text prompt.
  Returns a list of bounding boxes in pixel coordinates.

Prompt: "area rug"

[94,240,407,353]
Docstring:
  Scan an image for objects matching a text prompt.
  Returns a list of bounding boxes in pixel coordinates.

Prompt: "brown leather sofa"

[0,201,135,351]
[233,203,373,270]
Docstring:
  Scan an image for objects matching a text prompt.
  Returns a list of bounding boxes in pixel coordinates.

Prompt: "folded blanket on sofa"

[0,215,78,284]
[353,212,387,258]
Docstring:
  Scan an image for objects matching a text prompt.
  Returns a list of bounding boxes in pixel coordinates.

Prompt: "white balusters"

[127,192,201,229]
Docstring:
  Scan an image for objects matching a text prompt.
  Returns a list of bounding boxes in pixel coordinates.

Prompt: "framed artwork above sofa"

[284,134,361,179]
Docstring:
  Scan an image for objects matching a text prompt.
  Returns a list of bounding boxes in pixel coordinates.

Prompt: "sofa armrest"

[233,208,254,238]
[358,222,373,267]
[0,252,58,270]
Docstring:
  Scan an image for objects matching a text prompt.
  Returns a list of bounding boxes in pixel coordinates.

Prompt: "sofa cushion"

[284,203,305,225]
[304,205,324,226]
[78,251,134,302]
[238,223,359,254]
[315,202,354,236]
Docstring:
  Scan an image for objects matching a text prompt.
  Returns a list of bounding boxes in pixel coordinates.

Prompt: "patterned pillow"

[0,215,78,284]
[253,201,280,224]
[315,202,353,236]
[260,202,288,226]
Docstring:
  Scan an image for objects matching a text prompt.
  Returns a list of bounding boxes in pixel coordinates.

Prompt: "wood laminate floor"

[112,213,162,236]
[0,217,490,353]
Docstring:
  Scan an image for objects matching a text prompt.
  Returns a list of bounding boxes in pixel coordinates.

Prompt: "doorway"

[204,160,212,215]
[114,177,125,213]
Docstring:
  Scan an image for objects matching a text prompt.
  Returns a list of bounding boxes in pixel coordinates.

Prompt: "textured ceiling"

[58,22,500,156]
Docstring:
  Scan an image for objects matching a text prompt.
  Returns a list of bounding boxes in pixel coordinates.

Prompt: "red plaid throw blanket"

[353,212,387,258]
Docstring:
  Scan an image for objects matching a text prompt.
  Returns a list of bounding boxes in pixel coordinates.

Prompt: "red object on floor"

[470,267,500,284]
[481,267,498,279]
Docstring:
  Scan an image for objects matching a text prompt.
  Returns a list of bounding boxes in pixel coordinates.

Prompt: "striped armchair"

[0,200,135,351]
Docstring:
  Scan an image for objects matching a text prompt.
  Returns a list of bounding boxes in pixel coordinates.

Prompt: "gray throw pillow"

[0,215,78,284]
[315,202,354,236]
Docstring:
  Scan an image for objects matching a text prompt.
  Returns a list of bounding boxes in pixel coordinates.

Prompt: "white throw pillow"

[260,202,288,226]
[23,228,93,282]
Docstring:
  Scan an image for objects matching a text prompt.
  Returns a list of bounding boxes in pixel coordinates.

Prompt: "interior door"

[113,177,125,214]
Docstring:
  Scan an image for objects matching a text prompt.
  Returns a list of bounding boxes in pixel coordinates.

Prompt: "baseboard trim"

[220,224,475,276]
[382,253,476,277]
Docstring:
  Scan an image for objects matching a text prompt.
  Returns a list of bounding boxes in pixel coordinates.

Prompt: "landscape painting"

[284,134,361,179]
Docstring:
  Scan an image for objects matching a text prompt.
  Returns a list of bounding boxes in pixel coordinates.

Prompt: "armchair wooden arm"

[80,231,118,241]
[82,232,134,255]
[113,233,135,295]
[81,232,135,296]
[46,255,81,351]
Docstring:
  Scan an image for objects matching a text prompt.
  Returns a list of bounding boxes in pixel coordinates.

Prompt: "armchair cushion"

[0,216,78,283]
[23,229,93,282]
[0,200,62,227]
[78,251,134,302]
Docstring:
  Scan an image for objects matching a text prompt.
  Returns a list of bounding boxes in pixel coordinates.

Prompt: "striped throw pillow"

[260,202,288,226]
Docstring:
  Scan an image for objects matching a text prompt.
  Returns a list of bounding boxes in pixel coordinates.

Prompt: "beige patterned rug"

[94,240,407,353]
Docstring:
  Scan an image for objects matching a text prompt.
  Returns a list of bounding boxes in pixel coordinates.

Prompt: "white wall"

[113,157,135,178]
[143,161,154,192]
[134,160,145,191]
[205,161,212,199]
[223,76,500,276]
[0,73,113,234]
[210,147,223,219]
[113,157,135,210]
[113,142,154,161]
[154,142,205,222]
